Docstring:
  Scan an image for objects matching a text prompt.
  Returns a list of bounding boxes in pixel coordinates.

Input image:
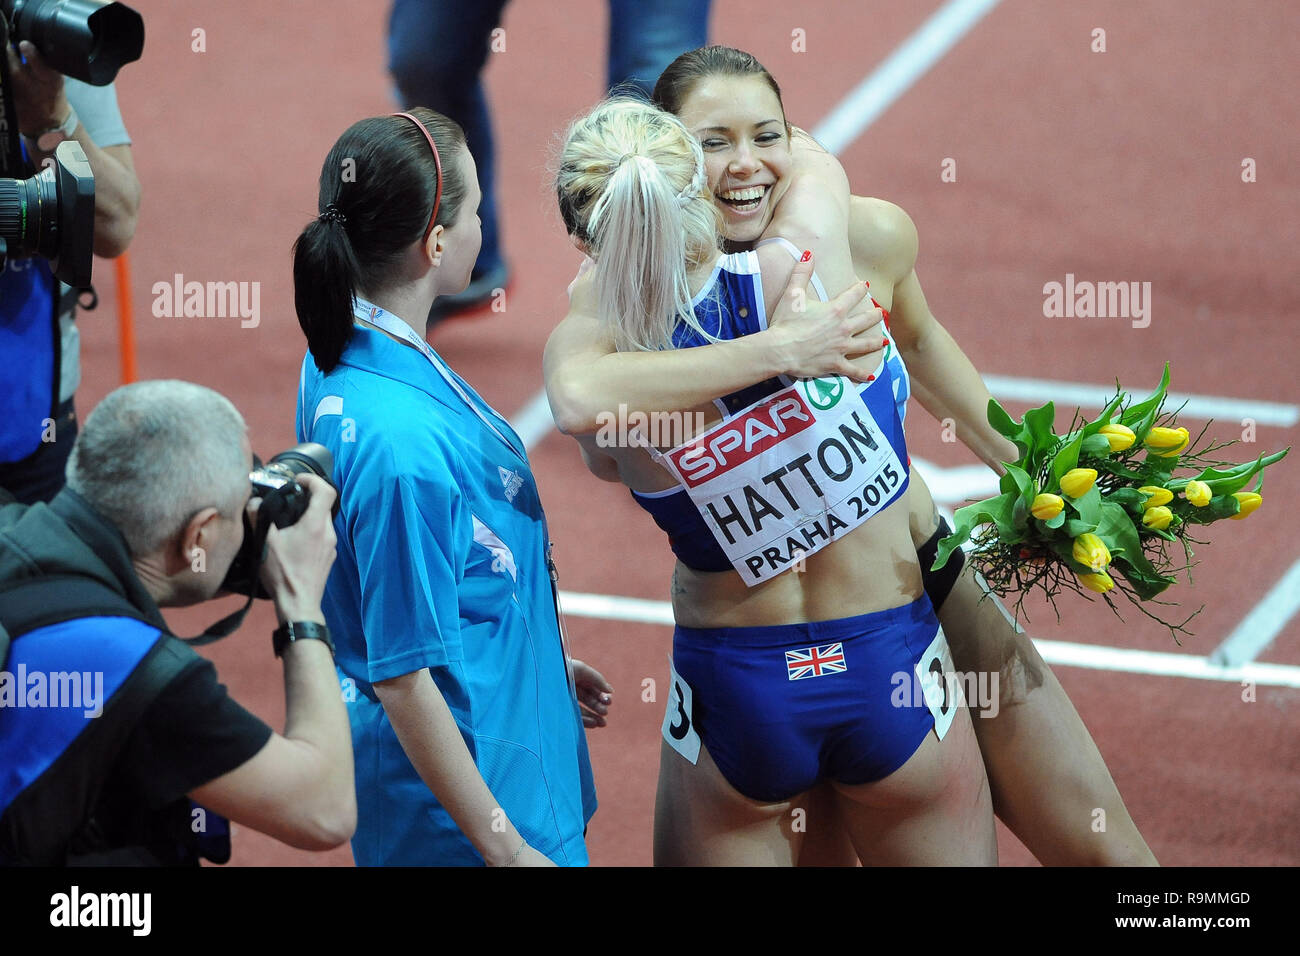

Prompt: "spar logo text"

[668,392,816,488]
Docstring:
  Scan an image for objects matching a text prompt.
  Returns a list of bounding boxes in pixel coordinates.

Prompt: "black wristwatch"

[272,621,335,658]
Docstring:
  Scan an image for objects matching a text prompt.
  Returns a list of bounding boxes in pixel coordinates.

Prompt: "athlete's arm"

[544,253,879,436]
[188,476,356,851]
[849,197,1018,472]
[575,433,622,482]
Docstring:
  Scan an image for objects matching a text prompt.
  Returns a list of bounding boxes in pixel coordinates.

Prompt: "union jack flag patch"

[785,642,847,680]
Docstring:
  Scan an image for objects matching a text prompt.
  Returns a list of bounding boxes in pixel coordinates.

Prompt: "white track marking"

[1209,559,1300,666]
[982,375,1298,428]
[910,455,1000,503]
[811,0,1006,153]
[509,387,558,450]
[557,590,1300,688]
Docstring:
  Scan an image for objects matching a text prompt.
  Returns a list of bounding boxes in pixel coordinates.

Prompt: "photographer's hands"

[6,40,69,136]
[256,474,338,627]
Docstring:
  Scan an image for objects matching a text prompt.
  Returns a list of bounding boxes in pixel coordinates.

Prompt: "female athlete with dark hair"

[292,107,608,866]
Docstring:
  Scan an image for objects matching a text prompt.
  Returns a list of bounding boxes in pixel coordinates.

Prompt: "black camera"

[0,138,94,286]
[1,0,144,86]
[221,442,340,599]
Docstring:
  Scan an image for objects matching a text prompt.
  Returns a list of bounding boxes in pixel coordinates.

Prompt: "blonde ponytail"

[556,98,721,352]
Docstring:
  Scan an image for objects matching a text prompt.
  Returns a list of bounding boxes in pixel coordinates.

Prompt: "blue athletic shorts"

[667,594,946,802]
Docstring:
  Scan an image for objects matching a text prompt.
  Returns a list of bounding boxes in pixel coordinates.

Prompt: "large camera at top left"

[0,139,95,287]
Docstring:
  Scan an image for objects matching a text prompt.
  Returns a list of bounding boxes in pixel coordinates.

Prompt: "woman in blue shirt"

[291,108,606,866]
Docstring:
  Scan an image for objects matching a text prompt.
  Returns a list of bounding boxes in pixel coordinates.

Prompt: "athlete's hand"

[257,474,338,625]
[765,251,887,382]
[571,658,613,728]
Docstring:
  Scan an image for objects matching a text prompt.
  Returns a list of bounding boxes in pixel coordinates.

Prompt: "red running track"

[74,0,1299,866]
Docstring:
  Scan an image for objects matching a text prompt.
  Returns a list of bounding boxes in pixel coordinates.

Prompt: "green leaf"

[1110,558,1176,600]
[1062,518,1098,537]
[1093,501,1170,598]
[1022,402,1057,475]
[1067,485,1102,525]
[1049,433,1083,489]
[1181,495,1242,524]
[1141,453,1178,486]
[1093,457,1150,482]
[1106,488,1147,510]
[932,492,1019,570]
[999,463,1035,512]
[1119,362,1171,441]
[986,399,1020,442]
[1167,449,1289,496]
[1044,510,1066,530]
[1081,433,1113,457]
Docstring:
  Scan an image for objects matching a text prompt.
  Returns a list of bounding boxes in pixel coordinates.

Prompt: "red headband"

[391,111,443,245]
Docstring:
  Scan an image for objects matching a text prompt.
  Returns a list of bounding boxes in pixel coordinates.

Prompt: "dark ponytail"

[651,46,788,125]
[292,107,467,372]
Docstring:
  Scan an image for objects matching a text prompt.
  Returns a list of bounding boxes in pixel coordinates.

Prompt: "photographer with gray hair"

[0,380,354,865]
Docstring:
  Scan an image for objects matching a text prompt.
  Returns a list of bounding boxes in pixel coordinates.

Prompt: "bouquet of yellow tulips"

[932,364,1288,636]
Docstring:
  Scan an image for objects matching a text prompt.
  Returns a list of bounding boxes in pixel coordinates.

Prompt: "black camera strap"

[181,518,271,647]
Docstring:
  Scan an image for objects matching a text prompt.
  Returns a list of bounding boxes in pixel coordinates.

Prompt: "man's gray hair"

[66,380,249,556]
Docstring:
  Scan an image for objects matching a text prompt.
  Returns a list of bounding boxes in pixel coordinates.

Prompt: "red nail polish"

[882,309,891,320]
[864,280,870,287]
[800,249,812,262]
[867,374,875,381]
[883,338,890,347]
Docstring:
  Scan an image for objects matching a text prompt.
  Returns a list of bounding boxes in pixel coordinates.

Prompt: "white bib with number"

[657,376,906,586]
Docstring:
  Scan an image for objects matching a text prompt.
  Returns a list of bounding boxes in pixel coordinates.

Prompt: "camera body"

[0,139,95,286]
[221,443,340,599]
[0,0,142,289]
[0,0,144,86]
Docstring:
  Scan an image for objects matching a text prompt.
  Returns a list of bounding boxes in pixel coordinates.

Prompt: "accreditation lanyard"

[352,297,523,464]
[351,297,579,696]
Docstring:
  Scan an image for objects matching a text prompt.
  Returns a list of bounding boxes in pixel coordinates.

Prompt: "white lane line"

[812,0,1005,153]
[560,591,676,627]
[910,455,1000,503]
[1210,559,1300,667]
[509,387,558,450]
[557,590,1300,688]
[983,375,1299,428]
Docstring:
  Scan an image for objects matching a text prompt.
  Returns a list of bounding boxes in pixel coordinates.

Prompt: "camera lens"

[0,168,58,259]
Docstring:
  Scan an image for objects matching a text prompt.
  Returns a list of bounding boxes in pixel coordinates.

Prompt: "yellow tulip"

[1077,570,1115,594]
[1099,423,1136,452]
[1141,506,1173,531]
[1030,493,1064,521]
[1145,425,1189,457]
[1230,491,1262,520]
[1072,532,1111,572]
[1059,468,1098,498]
[1184,480,1212,507]
[1139,485,1173,509]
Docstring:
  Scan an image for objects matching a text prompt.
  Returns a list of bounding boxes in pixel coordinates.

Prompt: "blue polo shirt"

[296,324,595,866]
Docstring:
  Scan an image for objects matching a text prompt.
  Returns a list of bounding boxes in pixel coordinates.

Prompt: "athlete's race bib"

[914,626,960,741]
[662,656,701,764]
[659,376,906,585]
